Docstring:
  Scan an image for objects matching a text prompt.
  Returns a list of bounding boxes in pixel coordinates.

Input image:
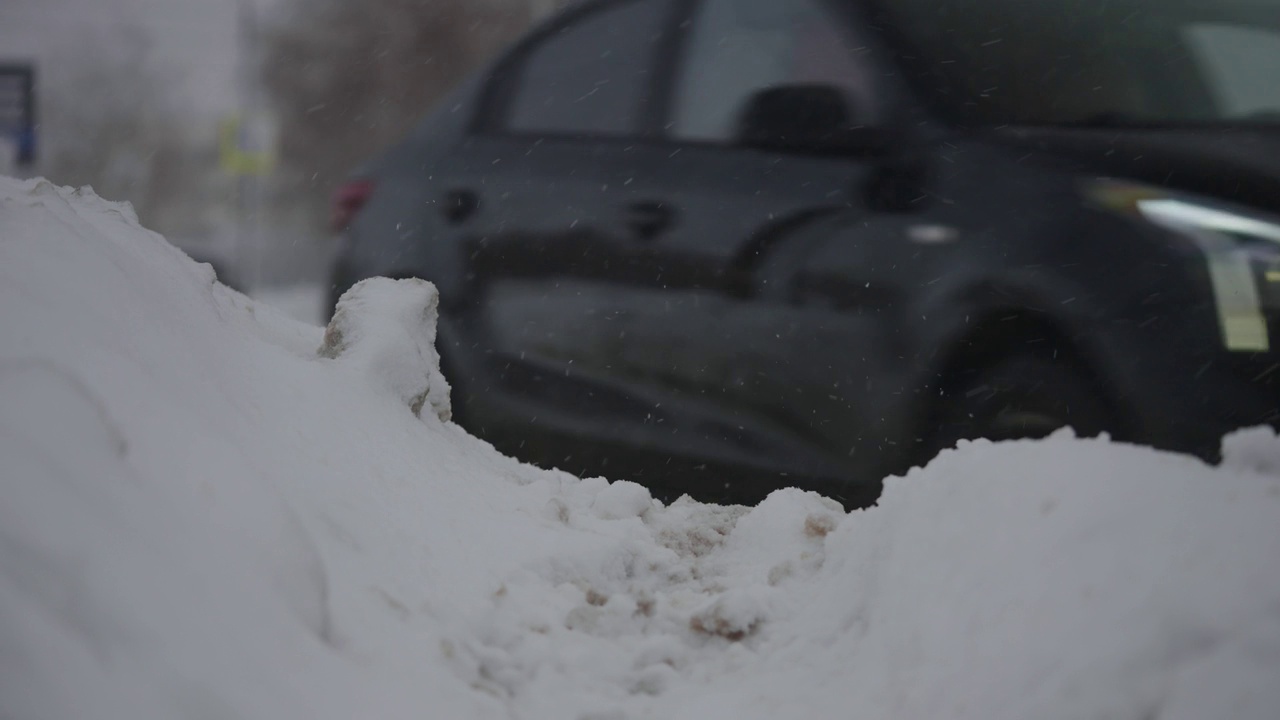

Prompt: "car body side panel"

[448,135,876,497]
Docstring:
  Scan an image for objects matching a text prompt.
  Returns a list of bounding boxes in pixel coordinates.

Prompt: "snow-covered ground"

[3,175,1280,719]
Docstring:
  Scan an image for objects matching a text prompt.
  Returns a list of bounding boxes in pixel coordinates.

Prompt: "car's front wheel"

[921,352,1120,463]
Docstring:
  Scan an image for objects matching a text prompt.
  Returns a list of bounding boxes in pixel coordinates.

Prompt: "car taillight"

[331,179,374,232]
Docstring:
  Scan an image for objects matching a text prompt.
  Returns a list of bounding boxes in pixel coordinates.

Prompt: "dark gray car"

[330,0,1280,507]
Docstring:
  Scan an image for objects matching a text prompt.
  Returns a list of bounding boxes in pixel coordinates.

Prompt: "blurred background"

[0,0,559,320]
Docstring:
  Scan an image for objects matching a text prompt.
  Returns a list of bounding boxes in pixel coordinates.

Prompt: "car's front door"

[565,0,923,501]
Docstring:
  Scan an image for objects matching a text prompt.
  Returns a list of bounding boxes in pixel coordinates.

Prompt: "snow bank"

[2,175,1279,720]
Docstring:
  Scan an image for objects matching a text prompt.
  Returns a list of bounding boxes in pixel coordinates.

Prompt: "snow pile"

[2,175,1280,720]
[319,276,452,422]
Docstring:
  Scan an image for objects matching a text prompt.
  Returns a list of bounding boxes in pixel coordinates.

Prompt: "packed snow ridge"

[3,175,1280,720]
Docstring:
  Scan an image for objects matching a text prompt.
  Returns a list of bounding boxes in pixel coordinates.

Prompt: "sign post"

[226,0,277,296]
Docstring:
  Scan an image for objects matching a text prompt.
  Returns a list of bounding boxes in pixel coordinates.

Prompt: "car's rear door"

[444,0,702,482]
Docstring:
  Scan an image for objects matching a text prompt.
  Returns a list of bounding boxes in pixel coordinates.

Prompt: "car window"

[1186,23,1280,120]
[668,0,880,143]
[504,0,669,138]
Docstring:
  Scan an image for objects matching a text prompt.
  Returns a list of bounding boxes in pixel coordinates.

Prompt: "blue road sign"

[0,64,36,166]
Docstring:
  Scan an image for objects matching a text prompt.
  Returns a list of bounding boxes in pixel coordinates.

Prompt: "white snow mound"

[3,175,1280,720]
[321,277,452,422]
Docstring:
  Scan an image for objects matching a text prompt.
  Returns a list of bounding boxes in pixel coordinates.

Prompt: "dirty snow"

[2,175,1280,720]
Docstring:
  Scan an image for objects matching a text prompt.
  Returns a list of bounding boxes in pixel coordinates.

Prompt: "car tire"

[921,352,1118,463]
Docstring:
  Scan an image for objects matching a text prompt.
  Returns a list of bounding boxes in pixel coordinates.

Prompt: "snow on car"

[2,175,1280,719]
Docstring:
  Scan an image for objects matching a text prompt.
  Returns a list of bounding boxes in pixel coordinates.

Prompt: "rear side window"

[504,0,669,137]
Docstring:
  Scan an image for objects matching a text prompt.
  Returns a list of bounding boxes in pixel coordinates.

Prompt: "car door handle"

[442,188,479,224]
[625,201,674,241]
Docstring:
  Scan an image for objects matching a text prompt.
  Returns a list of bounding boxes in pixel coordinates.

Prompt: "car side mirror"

[735,84,891,156]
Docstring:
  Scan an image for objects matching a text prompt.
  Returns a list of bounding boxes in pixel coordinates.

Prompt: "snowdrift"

[2,176,1279,720]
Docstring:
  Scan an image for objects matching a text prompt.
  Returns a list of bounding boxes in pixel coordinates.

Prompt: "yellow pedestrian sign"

[219,114,274,176]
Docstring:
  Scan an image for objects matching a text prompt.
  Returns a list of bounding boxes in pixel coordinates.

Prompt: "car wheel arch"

[913,294,1135,449]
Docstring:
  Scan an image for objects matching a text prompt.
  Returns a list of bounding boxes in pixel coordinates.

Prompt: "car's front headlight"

[1087,179,1280,353]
